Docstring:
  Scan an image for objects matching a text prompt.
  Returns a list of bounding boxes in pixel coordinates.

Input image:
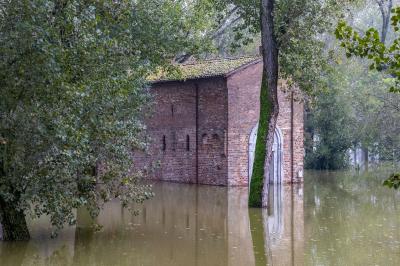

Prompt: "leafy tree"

[336,6,400,92]
[209,0,355,207]
[335,3,400,185]
[0,0,209,241]
[305,48,400,170]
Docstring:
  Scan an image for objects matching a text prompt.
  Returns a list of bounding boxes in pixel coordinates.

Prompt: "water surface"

[0,170,399,265]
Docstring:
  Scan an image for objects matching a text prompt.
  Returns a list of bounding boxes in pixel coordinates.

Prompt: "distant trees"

[305,56,400,170]
[0,0,210,241]
[335,2,400,185]
[304,1,400,171]
[305,87,354,170]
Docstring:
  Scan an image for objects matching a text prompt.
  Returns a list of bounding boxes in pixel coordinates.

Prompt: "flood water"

[0,169,399,266]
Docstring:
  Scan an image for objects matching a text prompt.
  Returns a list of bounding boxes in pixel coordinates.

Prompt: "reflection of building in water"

[72,183,255,266]
[266,128,285,243]
[264,183,305,266]
[1,183,305,266]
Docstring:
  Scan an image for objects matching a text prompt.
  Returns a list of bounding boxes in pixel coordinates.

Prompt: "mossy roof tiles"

[149,56,261,82]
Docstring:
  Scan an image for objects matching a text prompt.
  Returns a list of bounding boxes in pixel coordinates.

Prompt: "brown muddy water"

[0,170,399,266]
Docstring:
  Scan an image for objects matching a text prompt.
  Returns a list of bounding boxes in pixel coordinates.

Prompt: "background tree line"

[306,0,400,170]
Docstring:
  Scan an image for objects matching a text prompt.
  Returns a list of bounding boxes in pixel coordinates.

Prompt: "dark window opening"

[162,135,166,151]
[212,133,220,141]
[171,104,174,117]
[172,132,176,151]
[186,135,190,151]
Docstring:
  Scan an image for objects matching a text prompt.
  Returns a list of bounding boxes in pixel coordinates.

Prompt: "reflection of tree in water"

[304,170,400,266]
[249,208,268,266]
[45,245,72,266]
[0,241,29,266]
[0,238,73,266]
[249,182,305,266]
[1,181,307,266]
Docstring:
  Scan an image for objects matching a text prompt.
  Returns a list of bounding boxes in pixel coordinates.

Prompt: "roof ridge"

[181,55,260,66]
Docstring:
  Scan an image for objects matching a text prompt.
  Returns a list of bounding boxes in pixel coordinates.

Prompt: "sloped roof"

[148,56,261,82]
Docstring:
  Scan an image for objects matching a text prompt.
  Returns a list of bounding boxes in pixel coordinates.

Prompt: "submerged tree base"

[0,198,30,241]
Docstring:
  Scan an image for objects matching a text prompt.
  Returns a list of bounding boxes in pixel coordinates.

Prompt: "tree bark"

[249,0,279,208]
[376,0,392,44]
[0,197,30,241]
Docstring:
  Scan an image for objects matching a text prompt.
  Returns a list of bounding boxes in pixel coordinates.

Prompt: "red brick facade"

[133,59,304,186]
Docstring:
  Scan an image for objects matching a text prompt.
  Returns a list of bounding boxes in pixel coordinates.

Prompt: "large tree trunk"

[0,197,30,241]
[249,0,279,208]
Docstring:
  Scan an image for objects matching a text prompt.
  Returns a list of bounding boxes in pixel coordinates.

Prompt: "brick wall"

[197,78,228,185]
[226,62,304,186]
[276,81,304,184]
[132,81,197,183]
[226,62,262,186]
[133,78,228,185]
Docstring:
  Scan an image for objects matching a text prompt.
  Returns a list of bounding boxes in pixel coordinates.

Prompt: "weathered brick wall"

[197,78,228,185]
[226,61,263,186]
[291,89,304,183]
[133,78,228,185]
[133,60,304,187]
[226,62,304,186]
[276,81,304,184]
[132,81,197,184]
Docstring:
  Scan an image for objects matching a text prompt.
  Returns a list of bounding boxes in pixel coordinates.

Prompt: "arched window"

[162,135,166,151]
[212,133,220,141]
[186,135,190,151]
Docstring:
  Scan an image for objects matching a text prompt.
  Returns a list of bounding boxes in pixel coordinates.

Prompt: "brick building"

[133,57,304,186]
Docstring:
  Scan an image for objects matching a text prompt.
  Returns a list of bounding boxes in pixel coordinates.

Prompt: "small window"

[186,135,190,151]
[162,135,166,151]
[171,104,174,117]
[172,132,176,151]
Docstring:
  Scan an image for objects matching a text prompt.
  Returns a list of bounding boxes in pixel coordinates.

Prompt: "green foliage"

[302,1,400,171]
[305,85,353,170]
[383,173,400,189]
[0,0,209,237]
[305,52,400,170]
[249,74,271,207]
[212,0,356,92]
[336,7,400,93]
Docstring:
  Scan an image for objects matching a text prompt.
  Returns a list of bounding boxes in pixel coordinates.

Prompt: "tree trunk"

[0,197,30,241]
[249,0,279,208]
[376,0,392,44]
[363,147,369,171]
